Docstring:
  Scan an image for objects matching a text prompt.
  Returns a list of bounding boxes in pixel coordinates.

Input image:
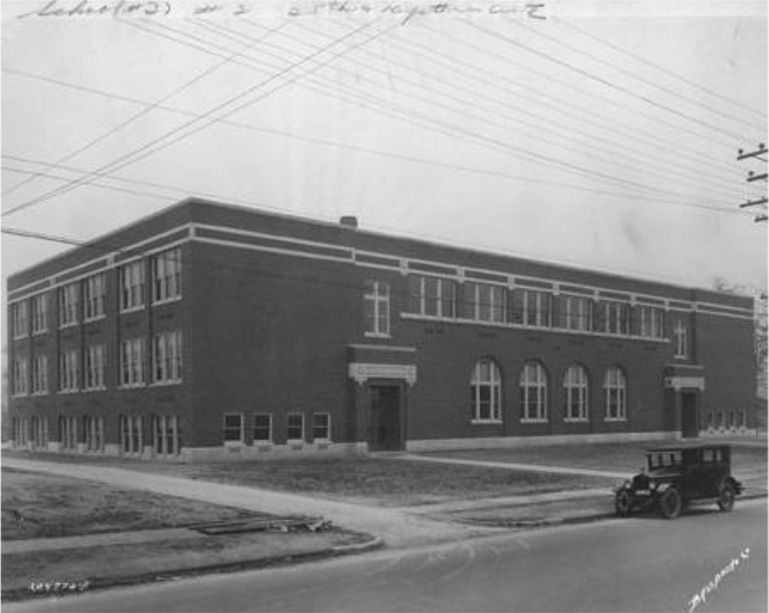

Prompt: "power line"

[389,24,742,183]
[417,22,742,173]
[520,17,761,132]
[553,17,767,120]
[2,25,749,218]
[0,20,288,198]
[0,79,745,218]
[168,17,739,202]
[464,19,749,144]
[2,18,393,219]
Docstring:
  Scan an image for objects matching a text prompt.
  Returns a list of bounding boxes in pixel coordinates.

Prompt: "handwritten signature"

[17,0,547,24]
[686,547,750,613]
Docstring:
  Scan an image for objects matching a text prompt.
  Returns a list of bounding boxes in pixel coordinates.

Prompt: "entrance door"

[681,391,699,438]
[369,385,402,451]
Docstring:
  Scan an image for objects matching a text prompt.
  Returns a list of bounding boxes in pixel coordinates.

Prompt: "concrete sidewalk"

[2,457,495,548]
[397,453,627,479]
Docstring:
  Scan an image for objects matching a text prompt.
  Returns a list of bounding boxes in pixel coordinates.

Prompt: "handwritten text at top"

[17,0,548,25]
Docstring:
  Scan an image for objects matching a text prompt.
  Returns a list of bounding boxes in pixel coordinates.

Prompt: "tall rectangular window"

[58,283,79,327]
[639,306,664,339]
[673,318,688,357]
[464,282,505,323]
[13,356,29,396]
[152,248,182,303]
[31,355,48,394]
[603,301,630,335]
[563,295,593,331]
[12,301,28,338]
[152,330,182,384]
[84,416,105,452]
[120,261,145,311]
[364,281,390,336]
[253,413,272,442]
[60,416,79,449]
[120,415,142,454]
[287,413,304,441]
[313,413,331,440]
[152,415,179,455]
[58,350,79,392]
[83,274,106,320]
[407,275,455,318]
[85,344,105,390]
[223,413,243,443]
[31,294,48,333]
[512,288,551,327]
[120,338,145,387]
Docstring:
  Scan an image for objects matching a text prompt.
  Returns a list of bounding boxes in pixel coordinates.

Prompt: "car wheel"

[717,482,736,512]
[659,487,682,519]
[615,489,633,517]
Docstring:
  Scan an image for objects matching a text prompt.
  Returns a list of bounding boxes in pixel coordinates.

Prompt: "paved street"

[10,498,766,613]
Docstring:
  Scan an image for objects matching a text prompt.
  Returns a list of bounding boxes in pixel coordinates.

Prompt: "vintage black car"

[614,444,742,519]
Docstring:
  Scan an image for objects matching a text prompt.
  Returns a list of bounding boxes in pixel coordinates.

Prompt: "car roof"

[645,443,731,453]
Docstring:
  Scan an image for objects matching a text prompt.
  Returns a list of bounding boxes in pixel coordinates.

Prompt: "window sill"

[13,334,29,341]
[520,418,549,424]
[470,419,503,425]
[223,440,245,447]
[11,393,29,398]
[119,383,147,389]
[364,332,391,339]
[604,417,627,422]
[149,380,182,387]
[30,391,49,397]
[673,354,689,360]
[32,329,49,336]
[84,386,107,393]
[57,389,80,395]
[120,305,145,315]
[563,418,589,423]
[152,295,182,307]
[84,315,106,324]
[252,440,273,446]
[59,322,79,330]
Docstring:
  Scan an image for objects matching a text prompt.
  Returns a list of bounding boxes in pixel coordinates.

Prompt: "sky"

[1,0,767,340]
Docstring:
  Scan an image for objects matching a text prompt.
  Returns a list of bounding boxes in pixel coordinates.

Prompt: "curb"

[1,534,384,603]
[450,492,768,530]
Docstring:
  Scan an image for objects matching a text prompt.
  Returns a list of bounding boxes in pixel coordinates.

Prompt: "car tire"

[615,489,633,517]
[717,482,736,512]
[659,487,682,519]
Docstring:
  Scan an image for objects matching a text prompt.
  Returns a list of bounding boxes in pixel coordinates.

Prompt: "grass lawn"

[4,451,612,507]
[425,441,768,477]
[1,468,261,541]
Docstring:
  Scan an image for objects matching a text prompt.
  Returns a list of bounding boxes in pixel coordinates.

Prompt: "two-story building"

[7,198,757,461]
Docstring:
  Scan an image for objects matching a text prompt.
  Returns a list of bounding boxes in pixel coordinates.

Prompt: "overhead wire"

[3,18,752,218]
[463,19,749,144]
[413,21,743,177]
[0,20,289,198]
[96,16,741,203]
[552,17,767,120]
[514,17,762,132]
[278,17,741,197]
[2,18,394,219]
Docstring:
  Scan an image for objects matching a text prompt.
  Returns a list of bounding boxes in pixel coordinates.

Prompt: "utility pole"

[737,143,768,223]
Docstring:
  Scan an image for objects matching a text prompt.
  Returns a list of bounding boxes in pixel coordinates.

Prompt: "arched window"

[563,365,589,422]
[520,362,548,422]
[604,366,627,420]
[470,359,502,422]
